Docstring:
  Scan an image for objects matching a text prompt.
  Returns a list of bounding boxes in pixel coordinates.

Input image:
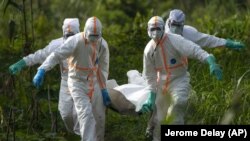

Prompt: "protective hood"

[147,16,165,41]
[62,18,80,36]
[168,9,185,24]
[166,9,185,35]
[84,17,102,42]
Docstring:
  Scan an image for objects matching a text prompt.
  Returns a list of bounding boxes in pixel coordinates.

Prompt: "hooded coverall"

[38,17,109,141]
[143,31,212,141]
[19,18,81,134]
[165,25,227,48]
[38,23,109,141]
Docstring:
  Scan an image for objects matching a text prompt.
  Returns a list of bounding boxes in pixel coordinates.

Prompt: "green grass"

[1,0,250,140]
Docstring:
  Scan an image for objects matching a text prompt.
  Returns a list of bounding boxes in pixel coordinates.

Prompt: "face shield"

[84,17,102,43]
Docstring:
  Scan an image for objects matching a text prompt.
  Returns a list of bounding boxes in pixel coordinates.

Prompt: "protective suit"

[165,9,245,49]
[145,9,244,139]
[143,16,222,141]
[33,17,109,141]
[9,18,80,134]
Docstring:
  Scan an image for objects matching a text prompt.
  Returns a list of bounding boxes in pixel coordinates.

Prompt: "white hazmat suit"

[37,17,109,141]
[144,16,217,141]
[166,24,227,47]
[146,10,229,138]
[165,9,227,48]
[22,18,80,134]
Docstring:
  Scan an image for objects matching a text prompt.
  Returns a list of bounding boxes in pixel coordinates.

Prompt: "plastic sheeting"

[127,70,147,86]
[114,84,149,112]
[107,70,149,114]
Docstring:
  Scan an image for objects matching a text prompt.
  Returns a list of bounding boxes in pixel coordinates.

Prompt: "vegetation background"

[0,0,250,140]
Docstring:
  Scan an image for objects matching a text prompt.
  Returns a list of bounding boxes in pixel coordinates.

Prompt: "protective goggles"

[64,32,75,39]
[169,20,184,27]
[150,27,162,31]
[87,34,101,42]
[89,34,100,38]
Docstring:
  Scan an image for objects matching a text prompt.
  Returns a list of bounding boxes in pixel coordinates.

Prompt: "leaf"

[236,69,250,90]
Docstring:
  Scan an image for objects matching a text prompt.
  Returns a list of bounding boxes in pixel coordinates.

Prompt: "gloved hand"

[139,91,156,113]
[33,69,45,88]
[9,59,26,75]
[206,55,223,80]
[101,89,111,106]
[225,39,245,50]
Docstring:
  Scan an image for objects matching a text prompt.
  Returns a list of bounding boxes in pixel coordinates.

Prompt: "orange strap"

[97,67,106,89]
[158,34,186,94]
[68,62,97,71]
[159,35,170,95]
[87,72,94,101]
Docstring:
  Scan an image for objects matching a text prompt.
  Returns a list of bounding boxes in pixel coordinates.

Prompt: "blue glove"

[33,69,45,88]
[206,55,223,80]
[9,59,26,75]
[139,91,156,113]
[101,89,111,106]
[225,39,245,50]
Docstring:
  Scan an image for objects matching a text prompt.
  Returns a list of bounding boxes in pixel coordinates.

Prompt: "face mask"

[151,30,163,40]
[169,25,183,35]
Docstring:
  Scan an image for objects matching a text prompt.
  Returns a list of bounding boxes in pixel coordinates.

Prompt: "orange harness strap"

[158,35,186,94]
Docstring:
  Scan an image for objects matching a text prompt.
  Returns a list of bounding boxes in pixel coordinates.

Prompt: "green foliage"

[0,0,250,140]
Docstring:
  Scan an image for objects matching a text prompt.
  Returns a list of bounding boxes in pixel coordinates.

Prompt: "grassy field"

[1,0,250,140]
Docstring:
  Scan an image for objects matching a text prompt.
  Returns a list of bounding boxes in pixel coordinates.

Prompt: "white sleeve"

[143,44,157,93]
[38,36,77,71]
[23,38,63,66]
[168,33,210,62]
[182,25,226,48]
[97,39,109,89]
